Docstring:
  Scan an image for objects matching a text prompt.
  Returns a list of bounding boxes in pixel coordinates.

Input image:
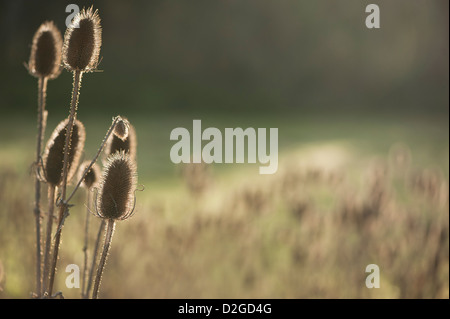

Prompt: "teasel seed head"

[114,118,129,141]
[78,161,101,189]
[43,119,86,187]
[104,121,137,162]
[28,21,63,79]
[62,6,102,72]
[97,151,137,221]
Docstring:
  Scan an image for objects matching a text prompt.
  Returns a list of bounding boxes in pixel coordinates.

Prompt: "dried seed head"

[62,6,102,72]
[78,161,101,189]
[104,122,137,162]
[43,119,86,187]
[28,21,62,79]
[114,118,129,141]
[97,152,137,220]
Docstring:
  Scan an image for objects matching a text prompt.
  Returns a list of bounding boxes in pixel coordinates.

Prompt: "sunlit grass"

[0,111,448,298]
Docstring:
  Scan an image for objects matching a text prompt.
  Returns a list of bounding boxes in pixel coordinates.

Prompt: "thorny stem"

[92,219,115,299]
[41,185,56,296]
[47,70,82,297]
[81,190,91,298]
[34,76,48,297]
[85,219,106,298]
[66,116,121,204]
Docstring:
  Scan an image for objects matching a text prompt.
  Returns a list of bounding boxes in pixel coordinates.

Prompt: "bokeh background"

[0,0,448,298]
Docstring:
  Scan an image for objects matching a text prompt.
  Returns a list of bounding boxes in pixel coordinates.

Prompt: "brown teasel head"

[114,118,129,141]
[97,151,137,221]
[28,21,63,79]
[43,119,86,187]
[78,161,101,189]
[104,122,137,162]
[62,6,102,72]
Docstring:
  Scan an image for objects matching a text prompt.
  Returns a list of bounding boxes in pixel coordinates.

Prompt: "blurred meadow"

[0,0,448,298]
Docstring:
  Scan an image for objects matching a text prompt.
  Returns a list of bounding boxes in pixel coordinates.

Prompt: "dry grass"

[1,138,447,299]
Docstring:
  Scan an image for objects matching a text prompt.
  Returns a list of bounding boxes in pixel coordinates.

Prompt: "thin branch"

[92,219,115,299]
[85,219,106,298]
[41,185,56,296]
[81,190,91,298]
[33,76,48,297]
[47,70,82,297]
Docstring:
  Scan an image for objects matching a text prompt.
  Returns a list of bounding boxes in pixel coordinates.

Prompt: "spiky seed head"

[97,152,137,220]
[43,119,86,187]
[78,161,101,189]
[28,21,62,79]
[114,118,129,141]
[104,122,137,162]
[62,6,102,72]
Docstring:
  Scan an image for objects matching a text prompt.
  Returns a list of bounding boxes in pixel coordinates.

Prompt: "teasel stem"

[85,219,106,298]
[92,219,115,299]
[33,76,48,298]
[47,70,82,297]
[81,190,91,298]
[66,116,121,204]
[41,184,55,296]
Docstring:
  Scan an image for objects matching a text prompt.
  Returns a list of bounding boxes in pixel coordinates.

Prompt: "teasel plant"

[92,151,138,299]
[27,21,62,297]
[49,116,130,298]
[46,6,102,297]
[103,118,137,163]
[44,116,128,298]
[40,119,85,297]
[69,117,138,298]
[46,117,137,299]
[77,161,100,298]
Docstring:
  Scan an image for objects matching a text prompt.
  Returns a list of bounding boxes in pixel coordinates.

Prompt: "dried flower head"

[104,122,137,162]
[97,152,137,220]
[78,161,101,189]
[43,119,86,187]
[114,118,129,141]
[28,21,62,79]
[62,6,102,72]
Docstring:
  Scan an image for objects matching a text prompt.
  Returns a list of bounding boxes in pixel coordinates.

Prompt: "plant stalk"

[47,70,82,297]
[41,185,55,295]
[85,219,106,298]
[81,190,91,298]
[34,76,48,297]
[92,219,115,299]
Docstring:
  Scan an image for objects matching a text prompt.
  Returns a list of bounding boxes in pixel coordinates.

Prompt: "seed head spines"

[62,6,102,72]
[43,119,86,187]
[78,161,101,189]
[28,21,63,79]
[105,121,137,162]
[97,152,137,221]
[114,118,130,141]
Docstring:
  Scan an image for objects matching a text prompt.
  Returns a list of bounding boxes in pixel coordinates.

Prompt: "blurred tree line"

[0,0,448,116]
